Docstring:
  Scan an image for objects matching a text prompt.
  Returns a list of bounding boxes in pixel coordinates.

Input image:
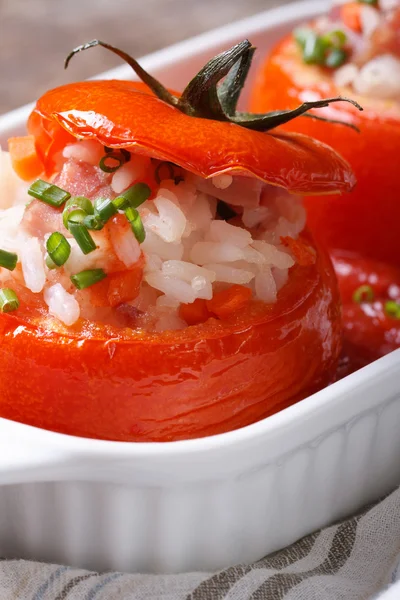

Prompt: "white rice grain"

[204,263,255,284]
[20,237,46,293]
[44,283,80,326]
[144,272,196,304]
[190,276,213,300]
[242,206,271,228]
[62,140,104,166]
[190,242,245,265]
[141,230,184,260]
[110,226,141,268]
[212,174,233,190]
[354,55,400,100]
[273,267,289,292]
[142,194,187,243]
[162,260,216,283]
[207,220,252,248]
[111,155,150,194]
[252,240,295,269]
[255,269,277,303]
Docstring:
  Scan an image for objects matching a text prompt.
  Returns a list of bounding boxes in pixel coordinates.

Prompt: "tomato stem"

[65,39,363,132]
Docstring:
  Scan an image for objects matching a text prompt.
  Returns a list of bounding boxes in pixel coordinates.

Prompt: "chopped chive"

[125,206,146,243]
[83,214,104,230]
[326,48,347,69]
[154,161,178,184]
[46,232,71,267]
[294,27,314,50]
[28,180,71,208]
[384,301,400,319]
[104,147,131,163]
[63,196,93,229]
[0,288,19,313]
[94,197,117,223]
[0,249,18,271]
[45,254,58,270]
[68,222,97,255]
[303,32,328,65]
[71,268,107,290]
[353,285,374,304]
[113,182,151,210]
[99,153,124,173]
[322,30,347,49]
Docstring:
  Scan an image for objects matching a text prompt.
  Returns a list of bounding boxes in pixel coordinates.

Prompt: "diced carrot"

[281,236,317,266]
[8,135,44,181]
[179,298,211,326]
[341,3,362,33]
[206,285,252,320]
[107,269,143,308]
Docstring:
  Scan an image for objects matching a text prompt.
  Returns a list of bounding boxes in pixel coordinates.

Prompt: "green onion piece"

[322,30,347,49]
[83,214,104,230]
[0,249,18,271]
[46,232,71,267]
[68,222,97,255]
[63,196,93,229]
[113,182,151,211]
[154,161,177,184]
[384,301,400,319]
[28,180,71,208]
[99,153,124,173]
[303,32,328,65]
[325,48,348,69]
[125,206,146,243]
[294,27,314,50]
[0,288,19,313]
[45,254,58,270]
[71,268,107,290]
[353,285,375,304]
[94,197,117,223]
[104,147,131,163]
[66,208,87,226]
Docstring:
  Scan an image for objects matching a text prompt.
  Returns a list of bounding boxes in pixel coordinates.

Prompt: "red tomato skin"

[0,234,341,442]
[250,35,400,266]
[27,80,355,196]
[333,252,400,370]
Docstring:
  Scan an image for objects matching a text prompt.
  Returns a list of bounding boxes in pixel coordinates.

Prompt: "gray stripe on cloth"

[223,525,340,600]
[54,573,98,600]
[249,519,359,600]
[186,531,317,600]
[84,572,124,600]
[32,566,70,600]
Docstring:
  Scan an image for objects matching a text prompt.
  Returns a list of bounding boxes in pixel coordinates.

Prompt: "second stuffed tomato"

[250,1,400,266]
[0,40,353,442]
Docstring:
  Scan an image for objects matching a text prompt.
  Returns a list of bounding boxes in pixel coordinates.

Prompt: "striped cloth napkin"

[1,486,399,600]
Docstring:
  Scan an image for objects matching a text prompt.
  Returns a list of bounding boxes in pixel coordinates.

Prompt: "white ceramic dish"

[0,0,400,575]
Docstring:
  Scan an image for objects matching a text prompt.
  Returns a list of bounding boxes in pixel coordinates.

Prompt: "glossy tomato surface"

[333,252,400,373]
[28,80,355,196]
[0,234,341,442]
[250,35,400,266]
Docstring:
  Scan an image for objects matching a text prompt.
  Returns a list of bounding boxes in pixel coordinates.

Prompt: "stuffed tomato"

[0,40,354,442]
[333,252,400,375]
[250,0,400,266]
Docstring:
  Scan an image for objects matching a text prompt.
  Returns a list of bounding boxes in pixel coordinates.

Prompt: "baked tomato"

[0,40,354,442]
[333,252,400,374]
[250,4,400,266]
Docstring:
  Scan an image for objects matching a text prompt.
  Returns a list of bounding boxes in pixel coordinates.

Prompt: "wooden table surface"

[0,0,290,114]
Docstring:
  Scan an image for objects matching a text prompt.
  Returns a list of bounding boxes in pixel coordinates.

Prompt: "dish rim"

[1,0,398,459]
